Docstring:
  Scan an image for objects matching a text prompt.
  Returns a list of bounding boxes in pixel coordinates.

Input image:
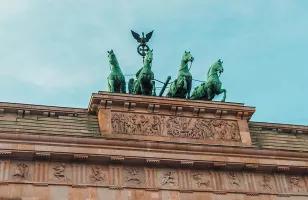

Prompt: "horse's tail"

[128,78,134,94]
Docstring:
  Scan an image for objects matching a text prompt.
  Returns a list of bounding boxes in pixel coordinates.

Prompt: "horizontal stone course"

[0,160,307,196]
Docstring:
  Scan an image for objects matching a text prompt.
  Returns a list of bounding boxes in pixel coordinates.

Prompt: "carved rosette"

[111,112,240,142]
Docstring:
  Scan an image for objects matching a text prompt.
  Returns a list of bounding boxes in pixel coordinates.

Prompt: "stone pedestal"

[89,92,255,146]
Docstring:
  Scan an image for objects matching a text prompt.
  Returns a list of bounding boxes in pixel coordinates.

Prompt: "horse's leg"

[139,80,145,95]
[137,83,142,95]
[109,80,115,92]
[152,80,156,96]
[207,86,212,100]
[183,77,187,91]
[186,79,192,99]
[219,89,227,102]
[108,81,111,92]
[133,80,139,94]
[121,78,126,93]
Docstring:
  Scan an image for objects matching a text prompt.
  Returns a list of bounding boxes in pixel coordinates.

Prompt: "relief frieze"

[3,160,308,195]
[53,163,66,180]
[123,167,145,187]
[89,165,107,184]
[191,171,213,189]
[288,175,306,193]
[50,163,72,183]
[226,171,242,190]
[258,174,275,192]
[13,163,29,179]
[111,112,240,142]
[158,169,179,189]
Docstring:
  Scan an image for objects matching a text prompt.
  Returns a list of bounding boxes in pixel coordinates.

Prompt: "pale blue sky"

[0,0,307,125]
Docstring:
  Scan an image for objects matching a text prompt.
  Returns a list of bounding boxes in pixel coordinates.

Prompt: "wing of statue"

[145,30,154,42]
[131,30,141,43]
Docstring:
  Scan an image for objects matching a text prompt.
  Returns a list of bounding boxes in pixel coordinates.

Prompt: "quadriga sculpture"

[167,51,194,98]
[190,59,226,102]
[128,49,156,96]
[107,50,126,93]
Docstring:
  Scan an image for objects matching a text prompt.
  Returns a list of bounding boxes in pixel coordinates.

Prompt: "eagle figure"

[131,30,154,45]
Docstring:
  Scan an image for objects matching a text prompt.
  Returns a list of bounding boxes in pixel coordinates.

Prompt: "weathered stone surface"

[111,111,240,141]
[5,161,308,193]
[0,93,307,199]
[92,92,255,145]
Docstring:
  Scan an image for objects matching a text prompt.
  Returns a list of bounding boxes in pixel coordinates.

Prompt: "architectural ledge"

[88,92,255,146]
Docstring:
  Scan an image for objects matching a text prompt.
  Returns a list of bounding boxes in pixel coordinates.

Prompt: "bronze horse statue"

[191,59,226,102]
[167,51,194,98]
[128,50,156,96]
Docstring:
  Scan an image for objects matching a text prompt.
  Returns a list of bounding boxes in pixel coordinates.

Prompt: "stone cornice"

[89,92,255,120]
[250,121,308,134]
[1,159,308,196]
[0,132,308,173]
[0,102,88,116]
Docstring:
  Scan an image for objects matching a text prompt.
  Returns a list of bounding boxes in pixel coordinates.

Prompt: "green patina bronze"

[107,50,126,93]
[190,59,226,102]
[128,49,156,96]
[166,51,194,99]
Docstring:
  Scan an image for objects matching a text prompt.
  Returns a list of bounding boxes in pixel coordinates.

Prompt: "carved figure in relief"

[111,113,162,136]
[166,116,191,137]
[192,173,210,187]
[228,172,240,187]
[125,168,141,184]
[260,175,273,191]
[13,163,29,178]
[210,120,240,141]
[149,115,162,135]
[53,163,66,180]
[289,176,304,192]
[90,166,105,182]
[161,171,176,185]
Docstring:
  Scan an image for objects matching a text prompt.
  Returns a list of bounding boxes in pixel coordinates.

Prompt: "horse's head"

[182,51,194,64]
[208,59,224,78]
[107,49,118,67]
[144,49,153,65]
[179,51,194,72]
